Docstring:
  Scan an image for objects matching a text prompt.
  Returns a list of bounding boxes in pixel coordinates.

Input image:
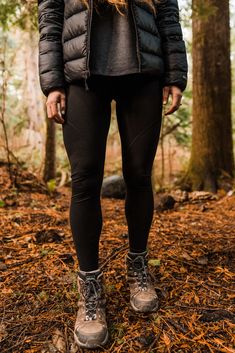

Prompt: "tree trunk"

[23,19,44,134]
[43,106,56,182]
[186,0,234,192]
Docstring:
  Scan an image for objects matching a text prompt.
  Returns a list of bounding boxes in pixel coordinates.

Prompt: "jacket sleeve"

[37,0,66,97]
[156,0,188,91]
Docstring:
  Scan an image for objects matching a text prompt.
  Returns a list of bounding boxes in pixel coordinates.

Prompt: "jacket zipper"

[84,0,93,91]
[129,0,141,72]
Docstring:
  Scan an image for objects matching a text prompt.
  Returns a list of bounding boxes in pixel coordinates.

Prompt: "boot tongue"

[128,252,147,271]
[133,257,145,270]
[78,270,102,297]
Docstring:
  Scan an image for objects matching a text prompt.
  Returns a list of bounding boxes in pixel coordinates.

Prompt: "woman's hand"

[162,86,183,115]
[46,88,66,124]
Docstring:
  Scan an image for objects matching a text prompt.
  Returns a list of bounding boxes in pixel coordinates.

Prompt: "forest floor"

[0,164,235,353]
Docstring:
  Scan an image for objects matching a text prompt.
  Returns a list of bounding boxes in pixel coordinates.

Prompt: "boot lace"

[81,277,102,321]
[130,255,149,291]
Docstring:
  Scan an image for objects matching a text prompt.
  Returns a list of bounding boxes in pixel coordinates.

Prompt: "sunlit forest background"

[1,1,235,353]
[1,0,234,193]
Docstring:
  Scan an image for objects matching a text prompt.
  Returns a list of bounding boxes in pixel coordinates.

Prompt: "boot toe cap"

[75,321,108,348]
[132,291,159,312]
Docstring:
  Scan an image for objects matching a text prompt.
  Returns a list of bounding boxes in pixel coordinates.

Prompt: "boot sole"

[74,330,109,349]
[130,300,159,313]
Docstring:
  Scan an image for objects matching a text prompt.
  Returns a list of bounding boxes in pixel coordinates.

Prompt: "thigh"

[62,78,112,177]
[115,74,163,172]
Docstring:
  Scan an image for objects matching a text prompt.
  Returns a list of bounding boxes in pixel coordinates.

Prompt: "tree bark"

[186,0,234,192]
[43,106,56,182]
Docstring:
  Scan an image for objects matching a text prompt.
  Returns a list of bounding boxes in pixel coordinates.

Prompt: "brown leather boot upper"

[74,269,108,349]
[126,251,159,313]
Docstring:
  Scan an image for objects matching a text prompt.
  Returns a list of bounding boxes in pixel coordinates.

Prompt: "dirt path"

[0,167,234,353]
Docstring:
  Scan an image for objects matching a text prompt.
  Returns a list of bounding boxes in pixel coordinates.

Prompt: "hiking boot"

[74,269,108,349]
[126,251,159,313]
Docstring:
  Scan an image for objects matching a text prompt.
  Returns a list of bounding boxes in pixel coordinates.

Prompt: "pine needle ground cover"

[0,165,234,353]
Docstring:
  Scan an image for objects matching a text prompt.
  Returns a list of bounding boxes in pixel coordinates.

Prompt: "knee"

[71,171,103,201]
[123,167,152,191]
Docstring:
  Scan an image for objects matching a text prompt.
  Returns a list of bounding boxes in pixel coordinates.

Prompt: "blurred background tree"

[183,0,234,192]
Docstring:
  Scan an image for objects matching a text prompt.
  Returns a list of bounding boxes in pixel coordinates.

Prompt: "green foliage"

[179,0,192,27]
[37,290,49,302]
[172,110,191,146]
[148,258,161,267]
[46,178,57,193]
[40,249,50,256]
[0,0,38,31]
[0,0,19,30]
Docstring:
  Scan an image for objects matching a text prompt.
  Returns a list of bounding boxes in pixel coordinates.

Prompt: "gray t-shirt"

[89,0,139,75]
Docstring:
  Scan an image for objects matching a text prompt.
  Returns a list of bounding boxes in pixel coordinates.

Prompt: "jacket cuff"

[41,82,65,97]
[162,71,188,92]
[45,85,66,97]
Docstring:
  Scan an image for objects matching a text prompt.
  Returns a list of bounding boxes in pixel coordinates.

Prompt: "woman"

[37,0,188,348]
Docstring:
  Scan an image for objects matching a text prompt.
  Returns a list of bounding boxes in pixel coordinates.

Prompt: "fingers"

[46,102,63,124]
[46,89,66,124]
[52,102,65,124]
[164,86,183,116]
[164,93,182,115]
[60,96,66,115]
[163,86,170,105]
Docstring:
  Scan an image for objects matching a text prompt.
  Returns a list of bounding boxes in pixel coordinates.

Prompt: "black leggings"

[62,73,163,271]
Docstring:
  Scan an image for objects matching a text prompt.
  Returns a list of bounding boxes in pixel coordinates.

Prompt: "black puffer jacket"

[37,0,188,97]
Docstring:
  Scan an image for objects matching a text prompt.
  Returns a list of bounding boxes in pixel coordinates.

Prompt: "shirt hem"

[89,68,141,76]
